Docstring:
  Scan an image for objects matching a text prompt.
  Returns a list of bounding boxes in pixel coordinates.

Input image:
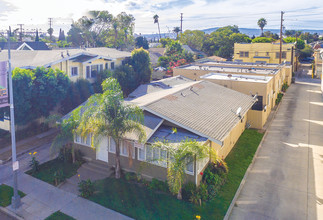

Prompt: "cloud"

[0,0,323,35]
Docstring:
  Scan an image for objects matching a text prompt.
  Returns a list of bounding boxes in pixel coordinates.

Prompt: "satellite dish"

[236,107,242,115]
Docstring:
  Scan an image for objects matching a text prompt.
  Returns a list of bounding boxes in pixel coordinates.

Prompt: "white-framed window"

[185,157,194,175]
[196,157,209,174]
[105,63,109,70]
[146,145,153,162]
[86,65,102,78]
[74,133,91,147]
[119,140,135,158]
[109,137,116,153]
[138,147,145,161]
[111,62,115,70]
[71,67,78,76]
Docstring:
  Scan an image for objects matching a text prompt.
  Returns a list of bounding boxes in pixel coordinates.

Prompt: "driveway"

[229,78,323,220]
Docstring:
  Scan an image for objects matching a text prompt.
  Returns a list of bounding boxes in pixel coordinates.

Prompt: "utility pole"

[8,26,21,209]
[180,13,183,34]
[48,18,53,40]
[17,24,23,42]
[279,11,284,64]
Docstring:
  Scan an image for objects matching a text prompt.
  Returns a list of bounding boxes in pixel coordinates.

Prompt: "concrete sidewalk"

[3,173,132,220]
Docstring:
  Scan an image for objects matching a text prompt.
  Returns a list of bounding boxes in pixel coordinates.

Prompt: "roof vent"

[66,50,70,56]
[61,52,64,58]
[228,74,232,78]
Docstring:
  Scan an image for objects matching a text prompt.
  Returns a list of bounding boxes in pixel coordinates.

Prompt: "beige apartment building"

[233,43,296,71]
[173,60,292,129]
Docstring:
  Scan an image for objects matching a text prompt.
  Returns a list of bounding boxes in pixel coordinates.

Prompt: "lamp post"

[8,27,21,209]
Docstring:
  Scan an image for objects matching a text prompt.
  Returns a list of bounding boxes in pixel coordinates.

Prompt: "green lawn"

[45,211,75,220]
[88,129,264,220]
[0,184,26,207]
[26,158,82,186]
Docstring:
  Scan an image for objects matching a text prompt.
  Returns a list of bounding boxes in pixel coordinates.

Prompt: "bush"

[58,148,72,163]
[198,183,208,202]
[189,189,201,206]
[207,184,220,200]
[182,182,196,200]
[148,178,168,192]
[124,172,137,182]
[78,179,94,198]
[53,169,64,186]
[202,162,228,185]
[281,82,288,92]
[29,152,40,174]
[275,93,284,105]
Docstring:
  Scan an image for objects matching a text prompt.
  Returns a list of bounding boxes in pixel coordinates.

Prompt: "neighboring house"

[148,48,166,66]
[68,76,255,185]
[234,42,296,72]
[173,60,292,129]
[0,41,50,50]
[182,45,207,59]
[0,47,131,82]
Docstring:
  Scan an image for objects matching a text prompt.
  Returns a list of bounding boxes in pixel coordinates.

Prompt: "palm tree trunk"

[115,140,121,179]
[157,22,161,41]
[177,186,182,200]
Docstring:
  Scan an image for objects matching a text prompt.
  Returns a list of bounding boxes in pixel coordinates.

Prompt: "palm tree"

[173,27,181,39]
[50,113,80,164]
[153,14,161,41]
[76,78,146,179]
[257,18,267,37]
[153,138,217,200]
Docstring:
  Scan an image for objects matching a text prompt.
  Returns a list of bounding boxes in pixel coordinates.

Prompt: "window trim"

[70,66,79,77]
[109,137,116,153]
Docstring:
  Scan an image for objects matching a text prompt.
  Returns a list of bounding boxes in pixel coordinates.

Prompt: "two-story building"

[0,47,131,82]
[173,60,292,129]
[233,42,296,72]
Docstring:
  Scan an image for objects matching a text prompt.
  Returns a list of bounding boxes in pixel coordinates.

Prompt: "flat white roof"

[179,65,278,75]
[200,72,273,83]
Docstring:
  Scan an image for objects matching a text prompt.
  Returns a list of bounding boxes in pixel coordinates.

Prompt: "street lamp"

[7,27,21,209]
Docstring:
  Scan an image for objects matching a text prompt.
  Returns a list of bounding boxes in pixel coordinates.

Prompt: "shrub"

[78,179,94,198]
[207,184,220,200]
[58,148,72,163]
[148,178,168,192]
[182,182,196,200]
[28,152,39,174]
[275,93,284,105]
[281,82,289,92]
[189,190,201,206]
[53,169,64,186]
[203,162,228,186]
[198,183,208,202]
[125,172,137,182]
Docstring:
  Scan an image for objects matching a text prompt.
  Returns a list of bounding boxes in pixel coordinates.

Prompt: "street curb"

[0,207,24,220]
[223,91,286,220]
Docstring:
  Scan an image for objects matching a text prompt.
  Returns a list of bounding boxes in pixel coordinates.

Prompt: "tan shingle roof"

[142,80,255,144]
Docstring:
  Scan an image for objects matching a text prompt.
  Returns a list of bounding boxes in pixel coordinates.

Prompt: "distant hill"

[202,27,323,36]
[142,27,323,40]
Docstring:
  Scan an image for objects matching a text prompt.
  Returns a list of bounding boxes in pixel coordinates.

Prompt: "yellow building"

[200,73,274,129]
[233,43,296,71]
[0,47,131,82]
[173,60,292,129]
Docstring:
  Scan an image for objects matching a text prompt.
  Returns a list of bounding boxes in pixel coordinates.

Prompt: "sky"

[0,0,323,36]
